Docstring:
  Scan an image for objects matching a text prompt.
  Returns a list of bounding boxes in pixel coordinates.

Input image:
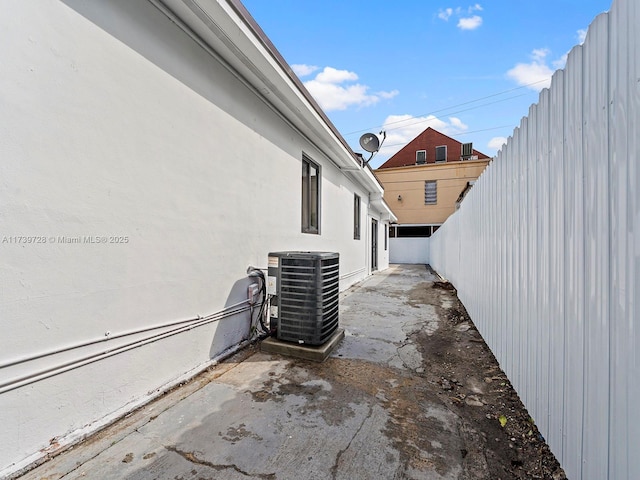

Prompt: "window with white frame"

[354,194,361,239]
[416,150,426,164]
[435,145,447,163]
[302,156,320,234]
[424,180,437,205]
[384,224,388,250]
[461,142,473,158]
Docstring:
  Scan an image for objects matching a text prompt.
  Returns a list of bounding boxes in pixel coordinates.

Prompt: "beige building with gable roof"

[375,127,492,239]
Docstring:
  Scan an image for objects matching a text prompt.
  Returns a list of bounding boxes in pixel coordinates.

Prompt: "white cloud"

[506,49,555,91]
[577,28,588,44]
[488,136,508,151]
[291,64,319,77]
[458,15,482,30]
[378,90,400,99]
[553,54,568,70]
[302,67,398,111]
[550,29,589,71]
[531,48,549,61]
[449,117,467,129]
[315,67,358,83]
[438,5,483,29]
[438,8,453,20]
[378,114,468,157]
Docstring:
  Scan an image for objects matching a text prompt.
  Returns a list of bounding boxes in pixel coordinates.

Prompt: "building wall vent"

[267,251,339,345]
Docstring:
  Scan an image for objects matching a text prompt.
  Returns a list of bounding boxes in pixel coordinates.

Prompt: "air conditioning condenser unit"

[267,251,339,345]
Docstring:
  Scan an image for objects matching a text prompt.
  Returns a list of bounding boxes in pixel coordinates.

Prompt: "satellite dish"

[357,131,386,166]
[359,133,380,153]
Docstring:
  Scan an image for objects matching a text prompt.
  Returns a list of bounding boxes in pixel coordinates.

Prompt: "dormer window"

[416,150,426,164]
[461,142,473,159]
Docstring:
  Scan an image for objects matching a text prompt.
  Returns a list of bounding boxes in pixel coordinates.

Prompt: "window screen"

[461,142,473,158]
[435,146,447,163]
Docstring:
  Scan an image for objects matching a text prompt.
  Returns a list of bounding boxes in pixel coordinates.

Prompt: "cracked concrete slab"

[18,264,490,480]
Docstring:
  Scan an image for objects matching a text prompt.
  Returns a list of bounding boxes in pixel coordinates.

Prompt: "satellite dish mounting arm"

[358,131,386,165]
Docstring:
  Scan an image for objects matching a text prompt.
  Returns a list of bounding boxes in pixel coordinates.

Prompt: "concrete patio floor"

[18,264,524,479]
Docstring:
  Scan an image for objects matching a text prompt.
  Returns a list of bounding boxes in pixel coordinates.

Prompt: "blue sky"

[241,0,612,168]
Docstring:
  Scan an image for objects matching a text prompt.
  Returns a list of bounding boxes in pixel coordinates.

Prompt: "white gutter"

[370,193,397,223]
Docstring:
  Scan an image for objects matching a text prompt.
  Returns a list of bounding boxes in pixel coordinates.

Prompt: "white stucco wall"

[378,219,391,271]
[0,1,392,475]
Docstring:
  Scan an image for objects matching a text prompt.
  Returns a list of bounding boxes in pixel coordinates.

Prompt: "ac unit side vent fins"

[268,251,340,345]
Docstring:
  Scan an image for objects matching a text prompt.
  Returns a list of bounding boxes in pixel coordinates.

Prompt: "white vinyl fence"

[429,1,638,479]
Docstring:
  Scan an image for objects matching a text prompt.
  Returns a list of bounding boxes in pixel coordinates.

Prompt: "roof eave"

[156,0,375,181]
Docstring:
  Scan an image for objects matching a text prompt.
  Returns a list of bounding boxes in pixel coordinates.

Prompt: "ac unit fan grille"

[274,253,339,345]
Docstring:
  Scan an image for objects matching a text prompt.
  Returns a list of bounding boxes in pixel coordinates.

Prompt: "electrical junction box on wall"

[267,251,339,345]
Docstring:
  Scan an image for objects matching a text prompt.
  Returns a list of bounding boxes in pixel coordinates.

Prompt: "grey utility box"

[267,251,340,345]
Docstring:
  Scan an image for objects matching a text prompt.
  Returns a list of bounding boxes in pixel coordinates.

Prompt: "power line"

[448,124,515,137]
[376,94,527,135]
[344,79,546,136]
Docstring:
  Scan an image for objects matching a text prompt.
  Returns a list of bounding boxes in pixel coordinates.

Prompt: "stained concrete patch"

[397,343,423,370]
[221,423,264,443]
[129,359,401,480]
[335,266,439,375]
[332,334,403,366]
